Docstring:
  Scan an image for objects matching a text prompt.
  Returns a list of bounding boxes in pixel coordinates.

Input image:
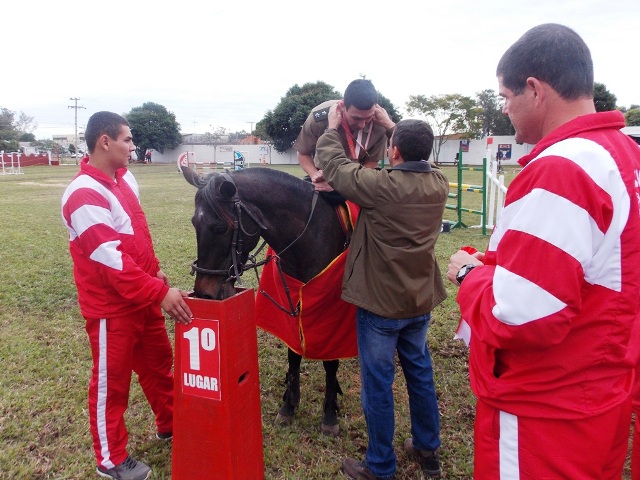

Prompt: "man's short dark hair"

[496,23,593,100]
[343,79,378,110]
[85,111,129,153]
[392,119,434,162]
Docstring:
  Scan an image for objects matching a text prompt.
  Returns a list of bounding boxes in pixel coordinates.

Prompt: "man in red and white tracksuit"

[62,111,192,479]
[448,25,640,479]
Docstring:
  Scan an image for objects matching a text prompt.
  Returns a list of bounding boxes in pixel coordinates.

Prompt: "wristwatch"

[456,264,476,285]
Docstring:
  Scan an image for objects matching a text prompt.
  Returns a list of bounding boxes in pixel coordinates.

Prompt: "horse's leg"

[275,348,301,426]
[321,359,342,436]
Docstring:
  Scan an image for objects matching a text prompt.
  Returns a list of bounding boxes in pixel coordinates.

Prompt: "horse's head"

[182,166,264,300]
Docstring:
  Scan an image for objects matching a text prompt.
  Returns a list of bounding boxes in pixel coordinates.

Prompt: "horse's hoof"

[321,421,339,437]
[275,412,294,426]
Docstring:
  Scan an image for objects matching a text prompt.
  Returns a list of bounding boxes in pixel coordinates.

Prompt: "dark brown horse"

[181,166,355,435]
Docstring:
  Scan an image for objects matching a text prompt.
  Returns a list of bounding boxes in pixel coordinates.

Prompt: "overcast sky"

[3,0,639,140]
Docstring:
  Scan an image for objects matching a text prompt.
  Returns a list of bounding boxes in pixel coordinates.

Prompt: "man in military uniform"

[270,79,396,436]
[295,78,396,193]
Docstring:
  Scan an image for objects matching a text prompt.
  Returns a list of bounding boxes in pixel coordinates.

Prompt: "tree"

[126,102,182,159]
[1,108,38,152]
[593,82,617,112]
[14,111,37,135]
[257,81,341,153]
[475,89,515,137]
[199,131,225,146]
[625,106,640,126]
[20,132,36,142]
[376,92,402,125]
[0,107,19,152]
[227,130,249,144]
[33,139,61,154]
[405,93,479,164]
[206,126,229,145]
[256,81,402,153]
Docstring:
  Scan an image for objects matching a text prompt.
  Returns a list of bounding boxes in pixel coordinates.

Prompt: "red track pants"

[633,411,640,480]
[85,306,173,470]
[474,398,631,479]
[631,368,640,480]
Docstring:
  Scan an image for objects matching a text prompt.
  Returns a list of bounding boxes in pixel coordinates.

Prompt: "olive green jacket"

[316,129,449,319]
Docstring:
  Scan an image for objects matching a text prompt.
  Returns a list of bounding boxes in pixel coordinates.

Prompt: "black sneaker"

[97,456,152,480]
[404,438,441,478]
[155,431,172,441]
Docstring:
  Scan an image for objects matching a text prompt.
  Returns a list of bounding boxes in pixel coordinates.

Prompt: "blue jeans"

[357,308,441,479]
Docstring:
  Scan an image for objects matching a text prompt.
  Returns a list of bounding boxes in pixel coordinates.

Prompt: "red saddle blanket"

[255,202,359,360]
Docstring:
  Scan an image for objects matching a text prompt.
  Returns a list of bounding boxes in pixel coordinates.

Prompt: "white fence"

[485,149,508,229]
[1,152,24,175]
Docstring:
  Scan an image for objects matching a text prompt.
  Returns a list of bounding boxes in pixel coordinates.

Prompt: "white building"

[134,127,640,167]
[52,133,87,153]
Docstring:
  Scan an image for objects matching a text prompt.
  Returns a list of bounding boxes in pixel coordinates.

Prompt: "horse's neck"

[235,171,346,282]
[261,197,345,283]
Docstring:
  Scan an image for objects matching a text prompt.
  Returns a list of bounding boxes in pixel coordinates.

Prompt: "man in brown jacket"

[315,109,449,480]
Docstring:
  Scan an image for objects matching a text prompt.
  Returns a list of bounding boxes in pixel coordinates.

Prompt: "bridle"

[190,173,267,282]
[190,172,320,316]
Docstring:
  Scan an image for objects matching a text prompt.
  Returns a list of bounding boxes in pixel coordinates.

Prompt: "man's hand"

[327,103,343,129]
[313,181,335,192]
[447,250,483,285]
[161,288,193,325]
[373,105,395,130]
[311,169,334,192]
[311,170,325,183]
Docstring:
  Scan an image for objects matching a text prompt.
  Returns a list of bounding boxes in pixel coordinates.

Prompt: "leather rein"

[190,173,320,316]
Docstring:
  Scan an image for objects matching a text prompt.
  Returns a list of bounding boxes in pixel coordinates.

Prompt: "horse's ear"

[181,165,204,188]
[218,178,237,199]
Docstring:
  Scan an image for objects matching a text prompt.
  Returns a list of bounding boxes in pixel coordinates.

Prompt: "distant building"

[622,126,640,145]
[18,142,38,155]
[52,133,87,153]
[236,135,265,145]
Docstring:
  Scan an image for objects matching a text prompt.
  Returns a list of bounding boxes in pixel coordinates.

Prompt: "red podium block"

[172,289,264,479]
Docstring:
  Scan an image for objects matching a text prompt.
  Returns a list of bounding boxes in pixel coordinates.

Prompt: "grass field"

[0,163,631,479]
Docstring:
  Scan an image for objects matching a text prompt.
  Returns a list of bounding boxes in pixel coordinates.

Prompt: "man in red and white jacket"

[61,111,192,480]
[447,25,640,479]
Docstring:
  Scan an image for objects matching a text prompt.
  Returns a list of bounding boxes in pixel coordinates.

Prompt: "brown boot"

[341,458,395,480]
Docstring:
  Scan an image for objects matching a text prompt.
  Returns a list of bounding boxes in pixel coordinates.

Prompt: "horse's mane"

[233,168,311,196]
[198,167,314,227]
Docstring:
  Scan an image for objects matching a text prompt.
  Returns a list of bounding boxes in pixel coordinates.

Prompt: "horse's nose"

[192,288,212,300]
[192,289,224,301]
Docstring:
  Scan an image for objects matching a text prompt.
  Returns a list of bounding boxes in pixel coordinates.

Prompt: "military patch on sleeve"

[313,108,329,122]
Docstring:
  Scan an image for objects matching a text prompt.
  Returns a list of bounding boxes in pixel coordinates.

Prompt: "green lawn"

[0,163,631,479]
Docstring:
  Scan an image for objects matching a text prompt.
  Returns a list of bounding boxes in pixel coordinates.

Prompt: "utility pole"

[246,121,255,143]
[68,97,85,164]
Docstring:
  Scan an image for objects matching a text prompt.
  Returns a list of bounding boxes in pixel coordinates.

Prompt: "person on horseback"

[295,78,396,194]
[274,79,396,436]
[316,111,448,480]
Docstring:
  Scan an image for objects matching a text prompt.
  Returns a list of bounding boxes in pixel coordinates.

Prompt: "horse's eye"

[212,224,228,234]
